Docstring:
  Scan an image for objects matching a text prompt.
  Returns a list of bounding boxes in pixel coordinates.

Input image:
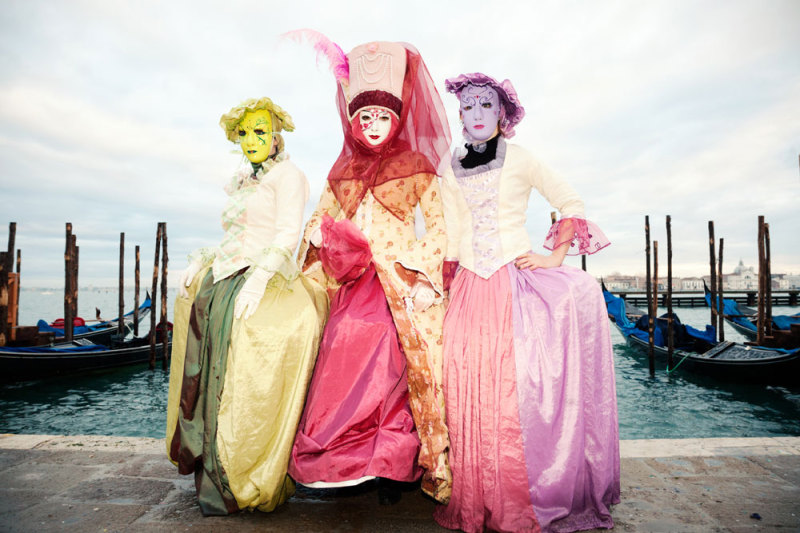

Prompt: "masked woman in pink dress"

[434,73,620,532]
[286,35,453,504]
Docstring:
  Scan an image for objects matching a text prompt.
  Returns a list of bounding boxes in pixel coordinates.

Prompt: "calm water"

[1,288,799,439]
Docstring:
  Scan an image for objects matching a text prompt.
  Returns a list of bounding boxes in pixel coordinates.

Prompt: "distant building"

[725,260,758,290]
[775,274,800,290]
[602,263,796,293]
[603,274,640,291]
[681,277,704,291]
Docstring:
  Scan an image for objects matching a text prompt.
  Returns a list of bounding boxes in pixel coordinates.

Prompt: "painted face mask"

[238,109,275,163]
[355,107,396,146]
[459,85,501,142]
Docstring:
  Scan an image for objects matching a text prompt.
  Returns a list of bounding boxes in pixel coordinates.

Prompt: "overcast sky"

[1,0,798,288]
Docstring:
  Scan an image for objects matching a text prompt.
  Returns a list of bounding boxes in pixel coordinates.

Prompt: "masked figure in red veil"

[286,35,452,504]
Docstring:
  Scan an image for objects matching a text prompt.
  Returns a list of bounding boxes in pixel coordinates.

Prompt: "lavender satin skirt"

[435,264,619,533]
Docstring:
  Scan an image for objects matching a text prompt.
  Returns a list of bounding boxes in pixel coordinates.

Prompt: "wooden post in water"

[73,240,79,319]
[2,223,15,346]
[134,245,140,336]
[64,223,74,342]
[160,222,169,370]
[645,216,655,376]
[550,211,557,225]
[581,255,587,272]
[717,238,724,342]
[764,223,772,338]
[0,251,7,347]
[7,222,15,270]
[653,240,659,345]
[756,216,765,345]
[708,221,717,343]
[15,249,21,328]
[118,232,125,337]
[149,223,162,370]
[666,216,674,369]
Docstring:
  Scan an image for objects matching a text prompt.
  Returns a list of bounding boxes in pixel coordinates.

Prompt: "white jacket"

[441,140,584,279]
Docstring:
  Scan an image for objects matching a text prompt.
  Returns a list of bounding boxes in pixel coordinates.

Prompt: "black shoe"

[377,478,402,505]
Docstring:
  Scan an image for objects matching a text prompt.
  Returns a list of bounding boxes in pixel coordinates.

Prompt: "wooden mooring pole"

[160,223,169,370]
[64,224,74,342]
[765,223,772,338]
[118,232,125,337]
[15,249,20,327]
[134,245,140,336]
[2,223,16,346]
[73,237,79,319]
[708,221,717,343]
[645,216,655,376]
[149,223,162,370]
[0,251,8,347]
[666,216,674,369]
[7,222,15,271]
[757,216,765,345]
[653,239,659,349]
[717,238,724,342]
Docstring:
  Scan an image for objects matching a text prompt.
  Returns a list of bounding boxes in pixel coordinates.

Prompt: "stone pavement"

[0,434,798,532]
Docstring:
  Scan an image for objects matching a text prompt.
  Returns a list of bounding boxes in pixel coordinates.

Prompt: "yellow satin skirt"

[166,266,327,511]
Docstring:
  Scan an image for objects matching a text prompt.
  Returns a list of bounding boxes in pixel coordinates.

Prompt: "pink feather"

[282,29,349,85]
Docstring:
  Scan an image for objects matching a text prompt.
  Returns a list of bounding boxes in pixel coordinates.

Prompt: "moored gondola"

[603,287,800,384]
[703,282,800,347]
[0,327,171,382]
[31,293,153,346]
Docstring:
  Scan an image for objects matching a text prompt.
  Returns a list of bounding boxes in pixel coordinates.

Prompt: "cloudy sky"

[1,0,798,288]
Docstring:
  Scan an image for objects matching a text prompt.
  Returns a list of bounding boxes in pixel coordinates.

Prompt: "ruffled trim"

[188,247,217,267]
[543,216,611,255]
[224,153,289,196]
[246,246,300,282]
[451,136,507,178]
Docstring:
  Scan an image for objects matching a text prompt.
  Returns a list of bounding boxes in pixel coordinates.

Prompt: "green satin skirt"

[166,267,327,514]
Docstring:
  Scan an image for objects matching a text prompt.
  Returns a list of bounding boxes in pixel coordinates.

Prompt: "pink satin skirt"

[435,264,619,532]
[288,263,421,485]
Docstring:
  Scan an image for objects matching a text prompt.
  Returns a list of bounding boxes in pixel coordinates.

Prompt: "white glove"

[178,260,204,299]
[310,226,323,247]
[234,268,274,320]
[410,282,437,313]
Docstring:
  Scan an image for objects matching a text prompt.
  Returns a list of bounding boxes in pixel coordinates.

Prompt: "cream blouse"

[191,158,309,283]
[441,139,584,278]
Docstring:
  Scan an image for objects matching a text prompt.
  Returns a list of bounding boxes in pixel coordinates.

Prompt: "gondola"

[603,287,800,384]
[33,293,153,346]
[0,330,171,382]
[702,282,799,347]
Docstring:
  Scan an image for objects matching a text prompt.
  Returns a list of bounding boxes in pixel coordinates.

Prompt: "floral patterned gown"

[289,170,452,503]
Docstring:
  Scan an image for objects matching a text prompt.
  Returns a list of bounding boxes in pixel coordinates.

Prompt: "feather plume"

[282,29,349,85]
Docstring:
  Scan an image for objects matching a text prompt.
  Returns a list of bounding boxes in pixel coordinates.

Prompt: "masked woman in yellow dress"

[164,97,327,515]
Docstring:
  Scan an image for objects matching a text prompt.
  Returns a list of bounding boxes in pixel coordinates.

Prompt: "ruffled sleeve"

[525,149,610,255]
[543,216,611,255]
[188,247,217,268]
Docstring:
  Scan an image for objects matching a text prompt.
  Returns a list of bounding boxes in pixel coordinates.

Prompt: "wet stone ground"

[0,435,798,532]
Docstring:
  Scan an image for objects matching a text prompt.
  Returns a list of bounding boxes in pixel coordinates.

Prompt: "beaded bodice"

[452,137,508,278]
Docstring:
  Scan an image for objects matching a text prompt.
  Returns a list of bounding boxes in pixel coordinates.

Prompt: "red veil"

[327,44,451,220]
